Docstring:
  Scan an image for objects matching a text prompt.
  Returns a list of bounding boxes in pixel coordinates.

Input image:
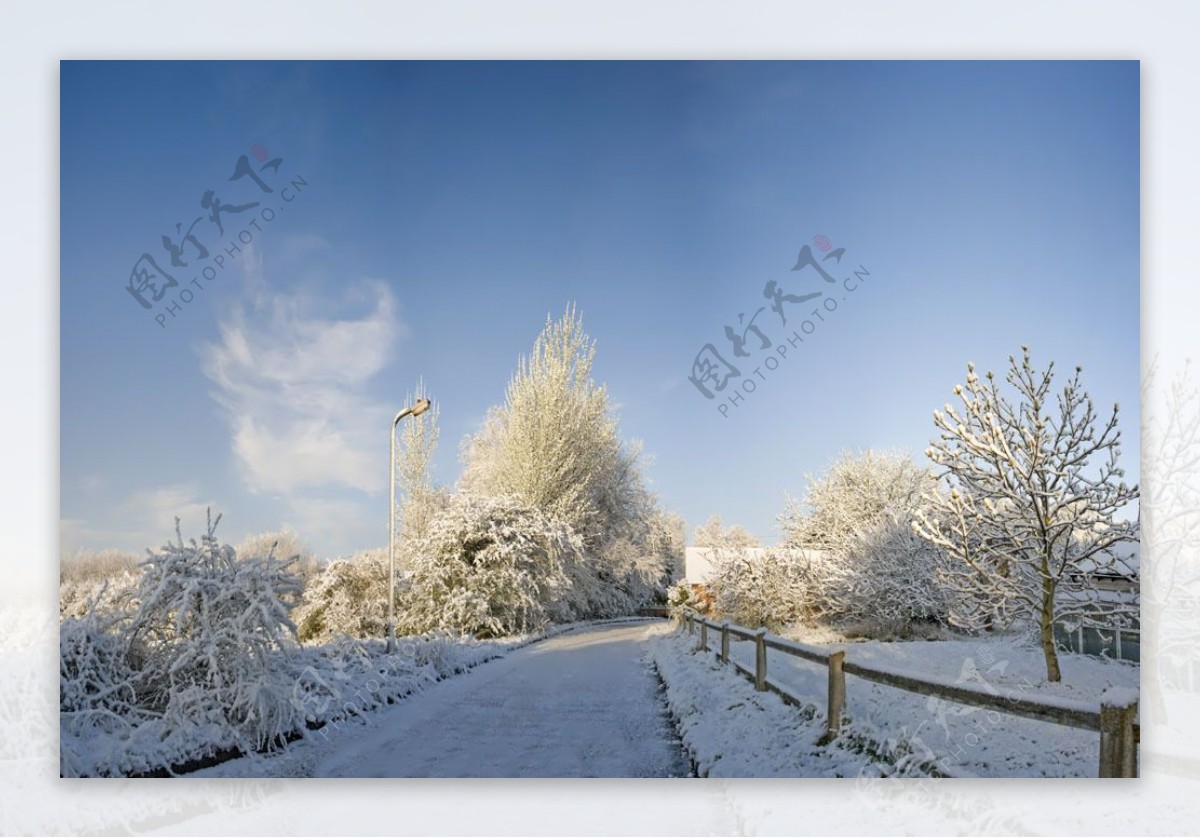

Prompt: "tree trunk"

[1039,577,1061,682]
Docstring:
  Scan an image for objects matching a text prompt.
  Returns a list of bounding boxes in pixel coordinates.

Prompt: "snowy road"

[310,620,691,778]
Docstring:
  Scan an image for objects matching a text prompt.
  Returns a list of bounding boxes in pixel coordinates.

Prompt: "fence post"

[1099,689,1138,777]
[700,620,708,652]
[720,622,730,663]
[687,612,694,636]
[754,629,768,691]
[827,648,846,737]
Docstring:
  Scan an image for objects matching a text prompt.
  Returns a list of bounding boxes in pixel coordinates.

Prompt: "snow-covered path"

[310,620,690,778]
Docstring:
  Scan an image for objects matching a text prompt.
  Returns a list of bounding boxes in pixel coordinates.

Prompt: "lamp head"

[411,398,432,417]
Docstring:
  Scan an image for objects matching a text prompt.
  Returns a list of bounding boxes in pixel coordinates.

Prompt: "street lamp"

[388,396,432,652]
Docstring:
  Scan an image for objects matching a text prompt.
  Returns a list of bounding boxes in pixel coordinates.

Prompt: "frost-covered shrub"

[767,450,946,636]
[707,548,825,631]
[400,493,586,637]
[127,512,304,751]
[292,548,390,644]
[60,612,139,717]
[59,549,141,619]
[236,529,322,586]
[59,611,166,778]
[826,512,948,635]
[60,511,557,778]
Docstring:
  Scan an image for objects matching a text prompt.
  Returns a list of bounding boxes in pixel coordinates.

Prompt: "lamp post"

[388,396,432,652]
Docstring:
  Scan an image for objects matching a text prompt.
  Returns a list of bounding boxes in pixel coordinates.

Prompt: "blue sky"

[60,60,1140,557]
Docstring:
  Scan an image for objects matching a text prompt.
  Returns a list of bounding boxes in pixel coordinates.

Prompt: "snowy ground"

[650,630,912,778]
[657,624,1138,778]
[196,620,690,778]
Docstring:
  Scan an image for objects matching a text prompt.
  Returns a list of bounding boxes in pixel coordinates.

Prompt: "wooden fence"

[680,611,1139,778]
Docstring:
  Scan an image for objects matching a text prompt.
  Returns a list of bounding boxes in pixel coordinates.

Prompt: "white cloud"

[124,483,216,537]
[201,270,404,497]
[60,482,220,557]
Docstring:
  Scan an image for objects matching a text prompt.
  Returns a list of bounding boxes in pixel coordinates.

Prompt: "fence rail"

[680,610,1138,778]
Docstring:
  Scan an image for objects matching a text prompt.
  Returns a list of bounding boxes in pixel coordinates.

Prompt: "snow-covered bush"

[127,511,305,751]
[60,611,140,718]
[400,493,588,637]
[59,549,141,619]
[292,548,390,644]
[236,529,322,586]
[772,450,943,635]
[707,547,824,631]
[59,608,211,779]
[826,512,948,636]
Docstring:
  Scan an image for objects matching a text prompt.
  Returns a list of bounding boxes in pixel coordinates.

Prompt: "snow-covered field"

[652,625,1139,778]
[195,620,689,778]
[650,629,907,778]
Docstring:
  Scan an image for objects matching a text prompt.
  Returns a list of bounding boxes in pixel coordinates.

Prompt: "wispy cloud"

[200,260,404,497]
[124,483,215,536]
[60,482,220,557]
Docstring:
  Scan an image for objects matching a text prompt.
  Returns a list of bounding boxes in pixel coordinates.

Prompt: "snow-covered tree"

[774,450,944,633]
[600,535,670,609]
[692,514,760,549]
[647,509,687,584]
[395,377,442,545]
[779,450,934,553]
[913,347,1139,682]
[458,305,669,611]
[399,493,589,637]
[460,305,653,554]
[61,548,141,583]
